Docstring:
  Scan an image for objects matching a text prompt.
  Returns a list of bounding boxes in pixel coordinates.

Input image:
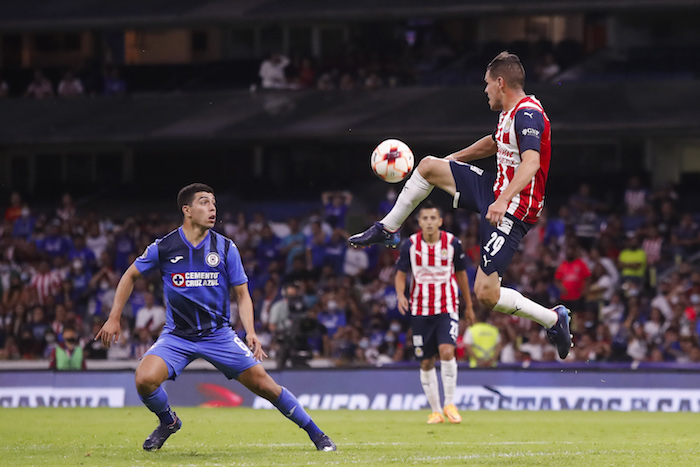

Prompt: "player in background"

[395,202,475,424]
[95,183,336,452]
[349,52,572,359]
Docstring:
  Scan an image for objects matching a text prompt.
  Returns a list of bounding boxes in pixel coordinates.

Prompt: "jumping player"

[395,202,474,424]
[349,52,573,359]
[95,183,336,452]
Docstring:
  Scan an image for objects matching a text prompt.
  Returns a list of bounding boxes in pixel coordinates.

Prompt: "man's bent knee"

[134,356,169,395]
[475,270,501,310]
[474,283,499,310]
[417,156,442,178]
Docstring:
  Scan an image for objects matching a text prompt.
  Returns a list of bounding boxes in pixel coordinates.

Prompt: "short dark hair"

[487,51,525,89]
[177,183,214,210]
[418,200,442,217]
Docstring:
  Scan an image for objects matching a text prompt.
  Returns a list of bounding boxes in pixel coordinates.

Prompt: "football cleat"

[311,433,337,451]
[546,305,573,359]
[427,412,445,424]
[347,222,400,248]
[443,404,462,424]
[143,415,182,451]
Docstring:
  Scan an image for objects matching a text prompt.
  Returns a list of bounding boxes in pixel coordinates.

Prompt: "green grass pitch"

[1,408,698,466]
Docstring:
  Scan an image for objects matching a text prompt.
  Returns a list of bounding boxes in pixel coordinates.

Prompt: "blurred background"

[1,0,700,370]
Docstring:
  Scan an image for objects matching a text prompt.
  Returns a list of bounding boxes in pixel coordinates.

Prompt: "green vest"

[468,323,500,368]
[55,345,83,370]
[619,248,646,278]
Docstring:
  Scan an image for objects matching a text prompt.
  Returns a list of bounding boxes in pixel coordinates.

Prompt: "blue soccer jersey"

[135,227,247,337]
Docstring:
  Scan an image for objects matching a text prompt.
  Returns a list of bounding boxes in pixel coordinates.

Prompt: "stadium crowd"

[0,176,699,369]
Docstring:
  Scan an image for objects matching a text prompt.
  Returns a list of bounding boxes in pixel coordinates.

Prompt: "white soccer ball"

[370,139,414,184]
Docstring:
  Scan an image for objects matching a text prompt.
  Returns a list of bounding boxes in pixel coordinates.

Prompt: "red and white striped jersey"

[30,271,62,305]
[396,230,466,317]
[493,95,551,224]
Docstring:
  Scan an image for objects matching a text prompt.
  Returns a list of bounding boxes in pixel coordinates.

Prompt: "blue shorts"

[450,161,533,276]
[411,313,459,360]
[144,327,259,380]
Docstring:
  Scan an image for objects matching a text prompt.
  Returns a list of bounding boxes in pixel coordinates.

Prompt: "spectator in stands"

[280,218,306,273]
[256,224,281,274]
[4,192,24,224]
[554,243,591,319]
[30,260,62,306]
[624,176,649,216]
[259,52,291,89]
[38,221,72,258]
[49,326,85,370]
[305,220,328,273]
[12,204,36,240]
[618,235,647,289]
[134,292,166,339]
[24,70,54,99]
[626,322,648,362]
[103,66,126,96]
[322,190,352,229]
[85,223,109,261]
[56,193,76,221]
[69,235,96,272]
[57,71,84,98]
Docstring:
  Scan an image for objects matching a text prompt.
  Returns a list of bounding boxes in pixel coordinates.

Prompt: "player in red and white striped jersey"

[395,203,474,424]
[350,52,572,359]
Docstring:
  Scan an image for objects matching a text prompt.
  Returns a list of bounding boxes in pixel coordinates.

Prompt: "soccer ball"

[371,139,414,184]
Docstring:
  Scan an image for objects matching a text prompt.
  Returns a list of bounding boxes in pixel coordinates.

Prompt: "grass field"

[1,408,698,466]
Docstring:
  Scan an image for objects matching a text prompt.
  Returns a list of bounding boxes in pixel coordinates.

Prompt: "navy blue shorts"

[450,161,533,276]
[411,313,459,360]
[144,327,259,380]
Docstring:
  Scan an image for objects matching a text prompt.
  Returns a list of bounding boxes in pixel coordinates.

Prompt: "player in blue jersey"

[95,183,336,452]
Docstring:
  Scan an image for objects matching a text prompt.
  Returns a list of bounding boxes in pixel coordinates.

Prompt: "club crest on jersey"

[504,118,512,134]
[205,252,220,267]
[440,249,448,259]
[172,273,186,287]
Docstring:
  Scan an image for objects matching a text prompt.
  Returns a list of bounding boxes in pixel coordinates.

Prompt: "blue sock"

[139,386,176,425]
[273,387,322,436]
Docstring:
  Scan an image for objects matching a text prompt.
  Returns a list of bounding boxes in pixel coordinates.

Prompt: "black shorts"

[450,161,533,276]
[411,313,459,361]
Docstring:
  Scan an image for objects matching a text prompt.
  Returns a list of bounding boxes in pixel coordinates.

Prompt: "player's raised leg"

[475,269,572,359]
[238,364,336,451]
[135,355,183,451]
[348,156,455,248]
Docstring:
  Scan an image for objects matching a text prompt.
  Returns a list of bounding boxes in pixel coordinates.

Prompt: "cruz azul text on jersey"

[171,272,220,288]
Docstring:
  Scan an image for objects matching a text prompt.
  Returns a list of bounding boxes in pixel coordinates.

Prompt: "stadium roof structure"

[0,0,699,31]
[1,81,699,148]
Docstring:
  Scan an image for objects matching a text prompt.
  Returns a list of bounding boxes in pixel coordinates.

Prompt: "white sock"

[381,170,433,232]
[493,287,557,328]
[440,358,458,406]
[420,368,441,413]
